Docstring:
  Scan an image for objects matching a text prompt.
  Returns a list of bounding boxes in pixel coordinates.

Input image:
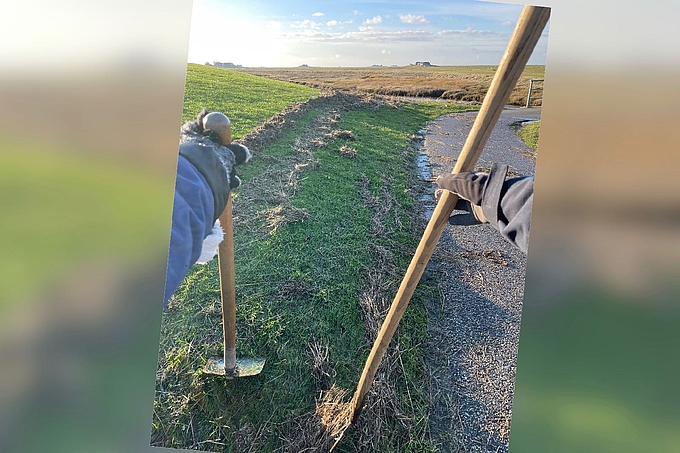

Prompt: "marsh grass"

[238,65,545,106]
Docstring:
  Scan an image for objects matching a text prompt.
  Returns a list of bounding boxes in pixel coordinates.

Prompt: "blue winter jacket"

[163,156,215,306]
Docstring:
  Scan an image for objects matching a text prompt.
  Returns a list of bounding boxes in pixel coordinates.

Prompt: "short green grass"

[153,67,477,451]
[182,63,320,138]
[517,121,541,149]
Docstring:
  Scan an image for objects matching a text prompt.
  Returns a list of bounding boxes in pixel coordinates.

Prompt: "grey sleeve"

[481,163,534,254]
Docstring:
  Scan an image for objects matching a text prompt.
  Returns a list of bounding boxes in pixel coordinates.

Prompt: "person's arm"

[480,164,533,254]
[435,163,534,253]
[164,155,216,306]
[164,110,253,306]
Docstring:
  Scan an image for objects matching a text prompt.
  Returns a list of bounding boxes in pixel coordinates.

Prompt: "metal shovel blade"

[204,357,266,378]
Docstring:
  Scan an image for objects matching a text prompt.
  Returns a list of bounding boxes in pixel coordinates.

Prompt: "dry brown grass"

[281,385,353,453]
[280,343,353,452]
[237,66,545,106]
[338,145,357,158]
[257,203,310,235]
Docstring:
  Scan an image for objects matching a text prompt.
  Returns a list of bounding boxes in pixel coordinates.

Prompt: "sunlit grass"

[517,121,541,149]
[182,64,320,139]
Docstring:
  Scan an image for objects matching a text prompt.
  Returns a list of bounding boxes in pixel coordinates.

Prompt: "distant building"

[206,61,242,68]
[414,61,433,67]
[299,64,310,68]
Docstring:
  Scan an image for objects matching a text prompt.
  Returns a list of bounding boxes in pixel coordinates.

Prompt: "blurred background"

[0,1,678,452]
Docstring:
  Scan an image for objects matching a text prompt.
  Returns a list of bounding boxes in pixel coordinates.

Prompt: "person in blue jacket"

[164,109,251,307]
[435,164,534,254]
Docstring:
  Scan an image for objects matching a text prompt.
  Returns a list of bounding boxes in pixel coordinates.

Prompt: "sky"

[187,0,551,67]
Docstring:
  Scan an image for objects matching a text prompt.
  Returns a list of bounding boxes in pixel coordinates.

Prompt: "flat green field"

[153,64,477,451]
[182,64,321,138]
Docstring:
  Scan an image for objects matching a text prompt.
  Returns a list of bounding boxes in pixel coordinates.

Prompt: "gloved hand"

[223,144,251,189]
[435,171,489,225]
[200,111,252,168]
[178,109,252,223]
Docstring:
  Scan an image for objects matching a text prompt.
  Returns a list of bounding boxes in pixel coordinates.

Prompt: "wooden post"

[526,79,534,108]
[349,5,551,423]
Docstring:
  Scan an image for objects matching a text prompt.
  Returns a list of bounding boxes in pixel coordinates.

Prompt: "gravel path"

[419,107,541,452]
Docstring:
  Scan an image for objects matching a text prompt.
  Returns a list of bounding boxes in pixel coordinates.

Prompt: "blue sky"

[187,0,550,67]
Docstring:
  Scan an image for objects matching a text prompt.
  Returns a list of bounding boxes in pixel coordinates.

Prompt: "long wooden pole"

[350,5,551,422]
[218,196,237,375]
[217,128,237,377]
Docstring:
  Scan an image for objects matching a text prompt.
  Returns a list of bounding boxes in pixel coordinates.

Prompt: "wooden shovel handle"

[350,5,551,422]
[218,196,237,372]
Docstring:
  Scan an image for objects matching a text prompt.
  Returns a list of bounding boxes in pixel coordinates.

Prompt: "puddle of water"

[510,119,540,130]
[416,149,437,220]
[420,195,437,220]
[416,150,431,180]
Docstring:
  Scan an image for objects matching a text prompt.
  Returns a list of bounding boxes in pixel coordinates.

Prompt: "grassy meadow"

[153,64,477,451]
[182,64,322,138]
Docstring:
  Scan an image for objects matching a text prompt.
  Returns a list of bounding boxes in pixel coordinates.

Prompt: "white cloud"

[501,20,513,26]
[381,49,391,54]
[334,54,340,58]
[426,2,523,24]
[352,10,360,15]
[312,12,324,17]
[399,14,429,24]
[327,20,338,27]
[284,27,434,43]
[267,21,281,30]
[364,15,383,25]
[437,28,497,37]
[290,19,322,30]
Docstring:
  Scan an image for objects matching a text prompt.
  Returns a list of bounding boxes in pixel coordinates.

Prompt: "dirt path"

[419,107,540,452]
